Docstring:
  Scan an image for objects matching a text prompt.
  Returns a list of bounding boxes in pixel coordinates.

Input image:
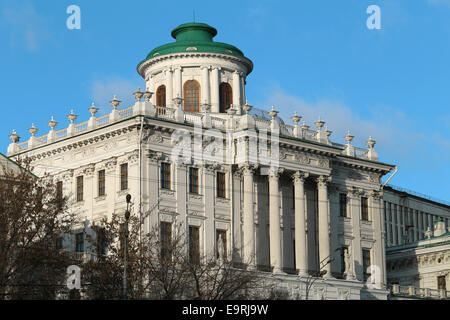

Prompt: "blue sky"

[0,0,449,202]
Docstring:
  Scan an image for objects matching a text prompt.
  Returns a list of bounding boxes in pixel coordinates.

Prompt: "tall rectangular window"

[98,170,106,196]
[216,229,227,260]
[189,226,200,264]
[160,222,172,261]
[189,167,199,194]
[161,163,171,189]
[76,176,83,202]
[56,181,63,201]
[120,163,128,191]
[97,227,107,255]
[438,275,447,291]
[56,181,63,208]
[339,193,347,217]
[75,232,85,253]
[361,197,369,221]
[217,172,226,198]
[362,249,371,282]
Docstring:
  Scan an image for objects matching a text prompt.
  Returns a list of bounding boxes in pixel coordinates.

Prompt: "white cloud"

[261,87,450,169]
[90,77,140,115]
[2,3,49,52]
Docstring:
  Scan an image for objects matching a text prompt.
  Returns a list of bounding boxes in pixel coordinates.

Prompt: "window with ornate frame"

[361,197,369,221]
[216,172,226,198]
[184,80,200,112]
[189,226,200,264]
[156,85,166,107]
[219,82,232,113]
[76,176,83,202]
[98,170,105,196]
[362,248,371,282]
[161,162,171,189]
[160,222,172,261]
[75,232,85,253]
[189,167,199,194]
[120,163,128,191]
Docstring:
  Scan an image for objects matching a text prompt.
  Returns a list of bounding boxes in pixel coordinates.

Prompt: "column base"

[272,267,285,275]
[298,270,309,278]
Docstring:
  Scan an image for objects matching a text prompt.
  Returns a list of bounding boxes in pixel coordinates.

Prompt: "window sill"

[95,195,107,202]
[117,189,130,197]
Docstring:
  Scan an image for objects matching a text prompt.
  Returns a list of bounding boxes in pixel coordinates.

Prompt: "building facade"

[383,186,450,299]
[5,22,397,299]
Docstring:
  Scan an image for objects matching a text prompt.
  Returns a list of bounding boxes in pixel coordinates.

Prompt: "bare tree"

[82,209,271,300]
[0,160,76,299]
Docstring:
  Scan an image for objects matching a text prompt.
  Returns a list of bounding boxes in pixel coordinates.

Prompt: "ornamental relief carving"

[295,153,310,165]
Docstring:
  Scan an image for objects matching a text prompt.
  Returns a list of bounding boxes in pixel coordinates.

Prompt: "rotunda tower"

[137,22,253,114]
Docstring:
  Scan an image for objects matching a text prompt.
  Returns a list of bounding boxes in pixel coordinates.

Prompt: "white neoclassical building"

[5,22,398,300]
[382,186,450,299]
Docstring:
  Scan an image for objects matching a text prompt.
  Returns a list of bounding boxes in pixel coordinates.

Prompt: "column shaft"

[174,67,182,101]
[318,176,332,278]
[166,69,173,107]
[232,71,241,109]
[293,172,308,276]
[201,66,210,106]
[397,205,402,245]
[242,166,255,267]
[269,171,282,274]
[211,67,220,113]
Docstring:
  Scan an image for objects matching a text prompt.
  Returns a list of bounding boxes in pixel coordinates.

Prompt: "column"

[231,170,242,262]
[165,68,173,107]
[349,187,362,280]
[146,151,161,231]
[269,168,283,274]
[211,67,220,113]
[428,214,433,232]
[175,161,187,240]
[148,74,156,105]
[397,205,402,245]
[232,71,241,109]
[418,211,423,240]
[317,176,332,278]
[241,164,256,268]
[370,190,385,288]
[240,75,246,105]
[204,164,215,256]
[413,210,418,242]
[293,171,309,276]
[386,202,392,247]
[201,66,210,107]
[174,67,182,102]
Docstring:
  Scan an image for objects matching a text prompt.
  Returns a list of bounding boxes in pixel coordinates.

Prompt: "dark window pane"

[120,163,128,191]
[217,172,226,198]
[76,176,83,202]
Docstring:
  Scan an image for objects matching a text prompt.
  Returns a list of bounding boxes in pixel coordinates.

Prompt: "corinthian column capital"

[316,175,331,188]
[292,171,309,184]
[239,163,258,176]
[268,167,284,179]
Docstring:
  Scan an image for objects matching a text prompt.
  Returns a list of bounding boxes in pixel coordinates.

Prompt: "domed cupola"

[137,22,253,114]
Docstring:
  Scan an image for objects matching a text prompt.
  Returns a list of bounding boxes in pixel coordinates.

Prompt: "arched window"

[156,85,166,107]
[219,82,233,113]
[184,80,200,112]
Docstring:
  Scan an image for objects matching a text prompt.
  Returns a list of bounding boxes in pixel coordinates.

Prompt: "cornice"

[138,52,253,77]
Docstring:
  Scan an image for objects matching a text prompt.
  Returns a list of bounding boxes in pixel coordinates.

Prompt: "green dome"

[137,22,252,71]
